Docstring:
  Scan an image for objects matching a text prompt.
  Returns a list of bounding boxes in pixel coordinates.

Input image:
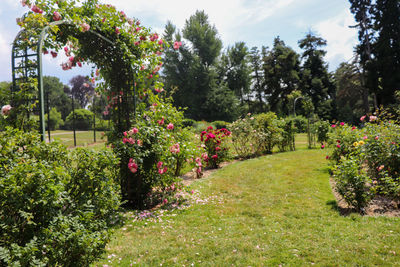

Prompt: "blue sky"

[0,0,357,84]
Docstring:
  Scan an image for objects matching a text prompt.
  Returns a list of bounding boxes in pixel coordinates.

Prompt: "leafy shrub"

[314,120,331,144]
[65,109,94,130]
[46,107,64,130]
[0,127,120,266]
[277,117,295,152]
[254,112,283,154]
[333,156,372,211]
[182,118,196,128]
[327,117,400,210]
[200,126,231,169]
[111,94,200,208]
[213,120,229,129]
[230,114,265,158]
[292,115,308,133]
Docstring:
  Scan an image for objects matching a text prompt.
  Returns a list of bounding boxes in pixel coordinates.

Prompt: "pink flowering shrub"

[328,116,400,210]
[200,126,231,169]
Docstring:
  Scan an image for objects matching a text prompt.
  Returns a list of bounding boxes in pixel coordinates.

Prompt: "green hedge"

[0,127,121,266]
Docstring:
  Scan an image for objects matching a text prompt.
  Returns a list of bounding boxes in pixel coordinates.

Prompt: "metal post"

[46,92,51,142]
[293,97,303,117]
[93,96,96,143]
[71,94,76,147]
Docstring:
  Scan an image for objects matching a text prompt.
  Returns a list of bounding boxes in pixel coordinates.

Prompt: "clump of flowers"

[200,126,231,169]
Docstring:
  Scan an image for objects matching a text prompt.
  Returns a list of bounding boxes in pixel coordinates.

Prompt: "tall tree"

[334,60,366,123]
[372,0,400,106]
[43,76,72,120]
[163,11,225,120]
[218,42,252,103]
[262,37,301,115]
[349,0,374,113]
[249,46,265,112]
[68,75,95,109]
[298,33,334,120]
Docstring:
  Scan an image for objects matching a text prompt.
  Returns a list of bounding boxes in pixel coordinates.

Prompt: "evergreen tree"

[298,33,334,120]
[262,37,301,115]
[249,46,265,112]
[372,0,400,106]
[218,42,252,104]
[163,11,225,121]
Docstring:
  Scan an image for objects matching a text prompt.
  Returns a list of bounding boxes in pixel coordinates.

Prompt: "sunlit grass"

[46,130,107,148]
[92,134,400,266]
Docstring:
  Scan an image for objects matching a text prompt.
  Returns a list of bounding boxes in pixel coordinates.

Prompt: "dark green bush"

[65,109,94,130]
[333,156,372,211]
[213,120,229,129]
[254,112,282,154]
[182,118,196,128]
[292,115,308,133]
[277,118,295,152]
[0,127,120,266]
[46,107,64,130]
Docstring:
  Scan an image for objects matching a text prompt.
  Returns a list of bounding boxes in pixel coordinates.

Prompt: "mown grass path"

[94,147,400,266]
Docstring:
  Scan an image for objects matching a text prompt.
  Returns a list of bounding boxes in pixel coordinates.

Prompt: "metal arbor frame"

[11,20,116,141]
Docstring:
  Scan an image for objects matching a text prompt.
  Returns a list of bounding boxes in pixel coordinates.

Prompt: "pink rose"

[53,11,61,21]
[360,115,366,122]
[167,123,174,130]
[1,105,12,116]
[81,23,90,32]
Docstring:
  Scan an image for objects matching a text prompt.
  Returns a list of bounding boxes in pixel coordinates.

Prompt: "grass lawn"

[93,135,400,266]
[46,130,107,148]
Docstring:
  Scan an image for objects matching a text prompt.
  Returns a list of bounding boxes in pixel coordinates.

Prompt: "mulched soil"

[329,178,400,217]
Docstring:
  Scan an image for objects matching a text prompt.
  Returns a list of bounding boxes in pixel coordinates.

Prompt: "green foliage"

[46,107,64,130]
[0,127,120,266]
[254,112,283,154]
[230,114,265,158]
[292,115,308,133]
[182,118,196,128]
[65,108,94,130]
[200,126,231,169]
[43,76,72,120]
[204,83,240,122]
[112,94,200,208]
[218,42,252,103]
[263,37,301,114]
[298,33,335,120]
[213,120,229,129]
[277,117,295,152]
[314,120,331,143]
[333,156,372,211]
[328,118,400,209]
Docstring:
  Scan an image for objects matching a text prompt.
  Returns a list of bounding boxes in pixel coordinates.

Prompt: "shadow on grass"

[326,199,353,216]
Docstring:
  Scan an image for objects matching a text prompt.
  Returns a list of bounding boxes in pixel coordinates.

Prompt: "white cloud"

[314,9,358,67]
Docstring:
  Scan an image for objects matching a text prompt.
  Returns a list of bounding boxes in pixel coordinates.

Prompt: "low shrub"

[65,109,94,130]
[333,156,372,211]
[182,118,196,128]
[0,127,120,266]
[230,114,264,158]
[213,120,229,129]
[327,116,400,210]
[254,112,283,154]
[200,126,231,169]
[277,117,295,152]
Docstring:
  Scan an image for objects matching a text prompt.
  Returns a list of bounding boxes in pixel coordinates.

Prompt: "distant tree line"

[162,4,400,123]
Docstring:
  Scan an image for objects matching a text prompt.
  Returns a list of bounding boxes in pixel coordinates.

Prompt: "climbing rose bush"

[112,94,201,208]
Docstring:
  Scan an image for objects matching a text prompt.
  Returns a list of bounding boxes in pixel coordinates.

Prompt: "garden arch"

[11,18,144,141]
[12,20,119,141]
